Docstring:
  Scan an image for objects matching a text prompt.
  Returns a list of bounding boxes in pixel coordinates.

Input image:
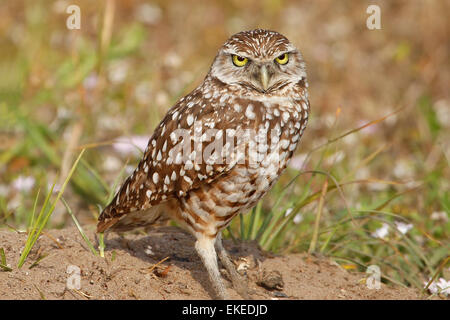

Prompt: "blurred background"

[0,0,448,293]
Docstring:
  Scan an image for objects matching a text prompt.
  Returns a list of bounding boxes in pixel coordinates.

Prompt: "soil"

[0,226,423,300]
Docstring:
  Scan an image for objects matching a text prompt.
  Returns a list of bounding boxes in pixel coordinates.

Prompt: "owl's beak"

[260,65,270,91]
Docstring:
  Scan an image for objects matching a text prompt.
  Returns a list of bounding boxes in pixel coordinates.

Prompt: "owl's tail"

[97,203,122,233]
[97,202,169,233]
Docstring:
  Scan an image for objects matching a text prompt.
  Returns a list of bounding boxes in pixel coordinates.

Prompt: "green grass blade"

[29,188,41,231]
[61,197,98,256]
[17,149,85,268]
[98,233,105,258]
[0,248,6,265]
[18,183,55,268]
[33,150,86,242]
[0,248,11,271]
[29,253,49,269]
[309,180,328,253]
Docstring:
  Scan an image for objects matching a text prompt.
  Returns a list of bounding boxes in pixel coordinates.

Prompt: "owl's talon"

[216,233,250,299]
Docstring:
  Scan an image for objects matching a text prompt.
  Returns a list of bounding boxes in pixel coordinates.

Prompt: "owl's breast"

[222,96,310,209]
[172,96,310,237]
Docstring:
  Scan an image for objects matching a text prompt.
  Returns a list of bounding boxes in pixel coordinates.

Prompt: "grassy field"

[0,1,448,296]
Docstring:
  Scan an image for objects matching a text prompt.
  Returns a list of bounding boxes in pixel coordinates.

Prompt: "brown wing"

[97,88,260,232]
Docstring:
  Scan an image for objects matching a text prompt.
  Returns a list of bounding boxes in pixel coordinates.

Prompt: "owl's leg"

[194,235,228,299]
[215,233,249,299]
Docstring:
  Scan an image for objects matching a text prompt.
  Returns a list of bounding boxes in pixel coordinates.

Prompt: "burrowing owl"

[97,29,310,299]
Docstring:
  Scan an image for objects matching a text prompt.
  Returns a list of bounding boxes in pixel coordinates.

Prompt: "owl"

[97,29,310,299]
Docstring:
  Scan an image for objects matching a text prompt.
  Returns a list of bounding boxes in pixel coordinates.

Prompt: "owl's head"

[209,29,307,94]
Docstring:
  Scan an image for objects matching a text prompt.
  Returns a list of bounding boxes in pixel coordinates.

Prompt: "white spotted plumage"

[97,29,310,300]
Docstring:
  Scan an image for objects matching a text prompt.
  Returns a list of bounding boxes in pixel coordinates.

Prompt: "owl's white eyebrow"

[278,50,296,56]
[226,51,251,59]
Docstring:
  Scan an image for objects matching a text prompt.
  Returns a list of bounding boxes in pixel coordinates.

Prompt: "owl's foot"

[195,235,229,299]
[215,234,250,299]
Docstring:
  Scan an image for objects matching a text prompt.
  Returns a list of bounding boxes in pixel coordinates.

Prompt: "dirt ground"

[0,226,423,300]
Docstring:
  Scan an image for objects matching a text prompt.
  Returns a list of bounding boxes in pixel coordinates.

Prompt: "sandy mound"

[0,226,422,300]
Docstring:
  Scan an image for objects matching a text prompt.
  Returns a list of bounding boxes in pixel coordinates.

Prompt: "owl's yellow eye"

[232,55,249,67]
[275,53,289,65]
